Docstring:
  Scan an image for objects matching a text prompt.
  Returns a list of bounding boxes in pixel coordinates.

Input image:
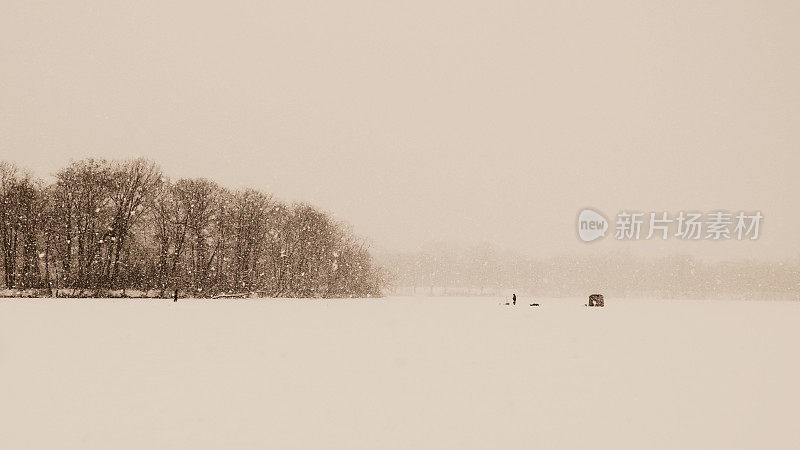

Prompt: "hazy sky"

[2,1,799,260]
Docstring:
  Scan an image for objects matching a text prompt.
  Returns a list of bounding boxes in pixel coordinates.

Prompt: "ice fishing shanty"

[587,294,604,307]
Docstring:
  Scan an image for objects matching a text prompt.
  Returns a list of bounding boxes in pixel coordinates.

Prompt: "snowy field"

[1,297,798,450]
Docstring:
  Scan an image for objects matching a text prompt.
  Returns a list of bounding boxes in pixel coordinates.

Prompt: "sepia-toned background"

[2,1,799,262]
[3,3,800,450]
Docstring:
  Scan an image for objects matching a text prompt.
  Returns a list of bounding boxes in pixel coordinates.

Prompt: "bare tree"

[228,189,274,292]
[173,178,222,295]
[1,158,387,298]
[54,159,114,290]
[102,158,163,288]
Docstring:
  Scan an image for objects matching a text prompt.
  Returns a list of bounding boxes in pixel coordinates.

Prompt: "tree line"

[379,242,799,300]
[0,158,385,298]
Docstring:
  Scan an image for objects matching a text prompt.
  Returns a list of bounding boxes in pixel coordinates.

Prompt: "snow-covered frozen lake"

[1,297,798,449]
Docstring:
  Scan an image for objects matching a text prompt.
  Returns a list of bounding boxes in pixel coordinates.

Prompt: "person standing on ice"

[512,293,517,305]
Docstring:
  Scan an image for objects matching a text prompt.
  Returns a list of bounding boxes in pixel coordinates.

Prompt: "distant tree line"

[379,242,799,300]
[0,159,385,297]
